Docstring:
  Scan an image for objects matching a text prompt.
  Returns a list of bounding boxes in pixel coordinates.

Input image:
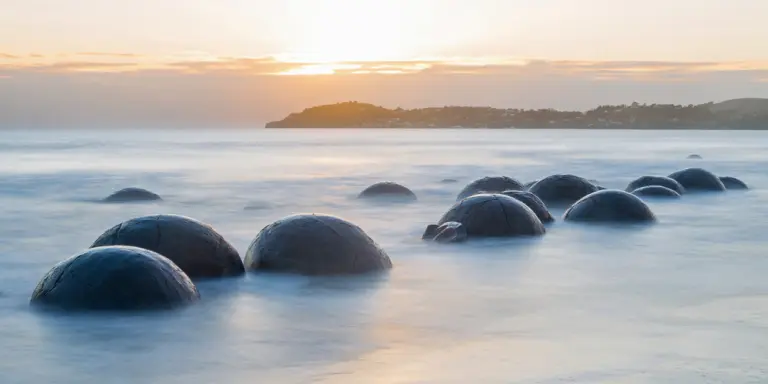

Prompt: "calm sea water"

[1,129,767,383]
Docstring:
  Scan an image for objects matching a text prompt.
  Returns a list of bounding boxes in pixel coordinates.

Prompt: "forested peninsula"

[265,98,768,129]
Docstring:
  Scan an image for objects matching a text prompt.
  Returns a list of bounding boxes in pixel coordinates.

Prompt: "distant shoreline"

[265,99,768,130]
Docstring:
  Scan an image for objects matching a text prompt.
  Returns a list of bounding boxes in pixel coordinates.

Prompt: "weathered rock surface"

[244,214,392,275]
[30,246,199,311]
[91,214,244,279]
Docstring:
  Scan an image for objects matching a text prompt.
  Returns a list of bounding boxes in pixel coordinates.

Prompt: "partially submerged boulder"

[30,246,199,311]
[438,194,545,237]
[103,187,162,203]
[668,168,726,192]
[528,174,600,205]
[625,176,685,195]
[630,185,681,198]
[501,190,555,223]
[422,221,467,243]
[91,214,244,279]
[719,176,748,190]
[687,154,703,159]
[456,176,525,200]
[358,181,417,201]
[564,190,657,223]
[244,214,392,275]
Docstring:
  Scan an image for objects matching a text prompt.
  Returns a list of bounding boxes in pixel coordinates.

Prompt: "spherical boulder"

[668,168,726,192]
[625,176,685,195]
[358,181,416,201]
[528,174,600,205]
[244,214,392,276]
[501,190,555,223]
[422,221,467,243]
[719,176,748,190]
[91,214,244,279]
[30,246,199,311]
[564,190,656,223]
[438,194,545,237]
[456,176,525,200]
[103,187,162,203]
[630,186,681,198]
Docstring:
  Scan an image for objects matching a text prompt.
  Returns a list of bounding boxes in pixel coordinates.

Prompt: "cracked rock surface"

[501,190,555,223]
[244,214,392,276]
[625,176,685,195]
[668,168,726,191]
[438,194,545,237]
[91,214,244,279]
[564,190,657,223]
[456,176,525,201]
[528,174,599,206]
[30,245,199,311]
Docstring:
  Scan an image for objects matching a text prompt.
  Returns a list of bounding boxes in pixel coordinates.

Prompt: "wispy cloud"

[0,53,19,59]
[2,54,767,82]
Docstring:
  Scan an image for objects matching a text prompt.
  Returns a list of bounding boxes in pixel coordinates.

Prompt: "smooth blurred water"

[1,128,767,383]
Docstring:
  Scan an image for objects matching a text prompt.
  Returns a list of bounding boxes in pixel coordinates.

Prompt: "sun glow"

[279,0,432,63]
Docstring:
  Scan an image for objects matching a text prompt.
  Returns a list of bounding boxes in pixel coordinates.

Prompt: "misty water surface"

[0,129,766,383]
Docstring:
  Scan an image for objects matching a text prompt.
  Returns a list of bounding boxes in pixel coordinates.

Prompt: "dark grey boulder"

[422,222,467,243]
[668,168,726,192]
[358,181,417,200]
[422,224,439,239]
[438,194,545,237]
[719,176,748,190]
[91,214,244,279]
[440,178,459,184]
[456,176,525,200]
[631,186,681,198]
[564,190,656,223]
[625,176,685,195]
[103,187,161,203]
[244,214,392,276]
[30,246,199,311]
[501,190,555,223]
[687,154,703,159]
[528,174,600,206]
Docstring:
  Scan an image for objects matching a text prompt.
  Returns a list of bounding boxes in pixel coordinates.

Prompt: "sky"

[1,0,768,127]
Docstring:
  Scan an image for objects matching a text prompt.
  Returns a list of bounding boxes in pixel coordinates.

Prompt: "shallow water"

[1,129,767,383]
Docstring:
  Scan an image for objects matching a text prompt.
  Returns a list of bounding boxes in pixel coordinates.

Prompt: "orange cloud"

[2,54,768,83]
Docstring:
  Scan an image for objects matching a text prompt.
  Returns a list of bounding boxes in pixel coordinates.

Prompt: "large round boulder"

[564,190,656,223]
[91,214,244,279]
[244,214,392,276]
[438,194,545,237]
[358,181,416,201]
[668,168,726,191]
[103,187,162,203]
[630,186,681,198]
[719,176,748,190]
[456,176,525,200]
[625,176,685,195]
[528,174,600,205]
[501,190,555,223]
[30,246,199,311]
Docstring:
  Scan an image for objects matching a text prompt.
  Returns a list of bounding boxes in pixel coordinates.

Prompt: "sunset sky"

[2,0,767,127]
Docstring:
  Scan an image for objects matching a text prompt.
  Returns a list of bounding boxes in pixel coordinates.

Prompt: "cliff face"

[265,99,768,129]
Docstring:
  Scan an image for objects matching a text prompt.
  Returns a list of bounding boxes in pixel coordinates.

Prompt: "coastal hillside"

[709,98,768,117]
[265,99,768,129]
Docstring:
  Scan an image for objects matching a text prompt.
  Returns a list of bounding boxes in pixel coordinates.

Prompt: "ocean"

[1,128,766,383]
